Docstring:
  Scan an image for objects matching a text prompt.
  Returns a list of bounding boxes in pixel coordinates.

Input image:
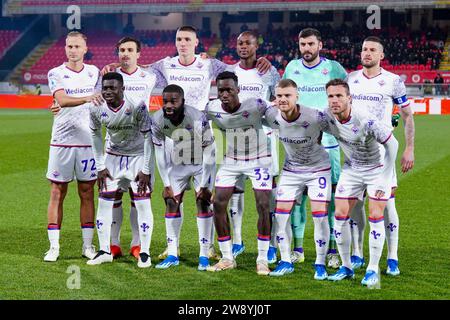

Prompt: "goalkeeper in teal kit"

[281,28,347,268]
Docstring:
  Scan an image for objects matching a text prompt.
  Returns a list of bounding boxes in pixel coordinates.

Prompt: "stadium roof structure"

[3,0,449,16]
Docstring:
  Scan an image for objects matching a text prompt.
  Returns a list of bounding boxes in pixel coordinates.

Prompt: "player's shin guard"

[165,210,182,257]
[328,193,337,251]
[334,216,352,269]
[218,236,233,260]
[269,189,279,248]
[312,211,330,265]
[134,198,153,255]
[81,223,95,248]
[270,212,278,248]
[368,216,386,272]
[96,198,114,253]
[350,199,366,258]
[197,211,214,257]
[129,202,140,247]
[275,211,291,262]
[384,197,399,261]
[291,195,307,249]
[257,234,270,262]
[111,200,123,246]
[209,203,215,246]
[178,202,184,241]
[229,193,244,245]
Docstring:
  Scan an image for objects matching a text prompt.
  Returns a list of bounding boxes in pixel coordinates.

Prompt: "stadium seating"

[28,30,214,76]
[21,0,363,5]
[216,24,446,74]
[21,22,447,82]
[0,30,21,58]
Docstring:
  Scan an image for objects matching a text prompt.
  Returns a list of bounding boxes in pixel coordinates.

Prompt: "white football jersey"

[347,68,409,130]
[230,63,280,101]
[115,66,156,107]
[149,55,228,110]
[48,63,100,146]
[324,108,392,171]
[205,98,271,161]
[265,105,330,172]
[151,105,214,165]
[89,94,151,156]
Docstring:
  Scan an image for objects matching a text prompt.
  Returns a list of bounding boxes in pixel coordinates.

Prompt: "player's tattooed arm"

[399,105,415,173]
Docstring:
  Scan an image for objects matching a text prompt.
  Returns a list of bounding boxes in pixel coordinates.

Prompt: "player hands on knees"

[154,84,217,270]
[87,72,154,268]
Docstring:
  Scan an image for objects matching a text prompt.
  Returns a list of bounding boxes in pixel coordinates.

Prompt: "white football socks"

[47,224,60,249]
[385,197,399,261]
[229,193,244,245]
[368,216,386,272]
[111,200,123,246]
[129,203,140,247]
[96,198,114,253]
[165,211,182,257]
[257,237,270,263]
[334,216,352,269]
[218,237,233,260]
[134,199,153,255]
[81,223,95,248]
[197,211,214,257]
[274,212,291,262]
[312,211,330,265]
[350,199,366,258]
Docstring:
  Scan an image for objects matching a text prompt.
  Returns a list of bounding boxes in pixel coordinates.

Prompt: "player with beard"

[346,36,414,276]
[323,79,399,287]
[282,28,347,268]
[152,85,215,271]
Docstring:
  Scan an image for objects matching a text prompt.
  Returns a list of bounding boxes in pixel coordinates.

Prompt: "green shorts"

[322,133,341,185]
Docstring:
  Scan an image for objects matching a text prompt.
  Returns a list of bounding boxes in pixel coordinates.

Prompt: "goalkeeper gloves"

[392,113,401,127]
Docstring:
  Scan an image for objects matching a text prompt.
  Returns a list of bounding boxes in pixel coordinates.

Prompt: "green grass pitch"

[0,109,449,300]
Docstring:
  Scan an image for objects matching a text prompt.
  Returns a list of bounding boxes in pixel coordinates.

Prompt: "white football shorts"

[276,168,332,204]
[46,146,97,183]
[215,159,273,191]
[335,166,392,202]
